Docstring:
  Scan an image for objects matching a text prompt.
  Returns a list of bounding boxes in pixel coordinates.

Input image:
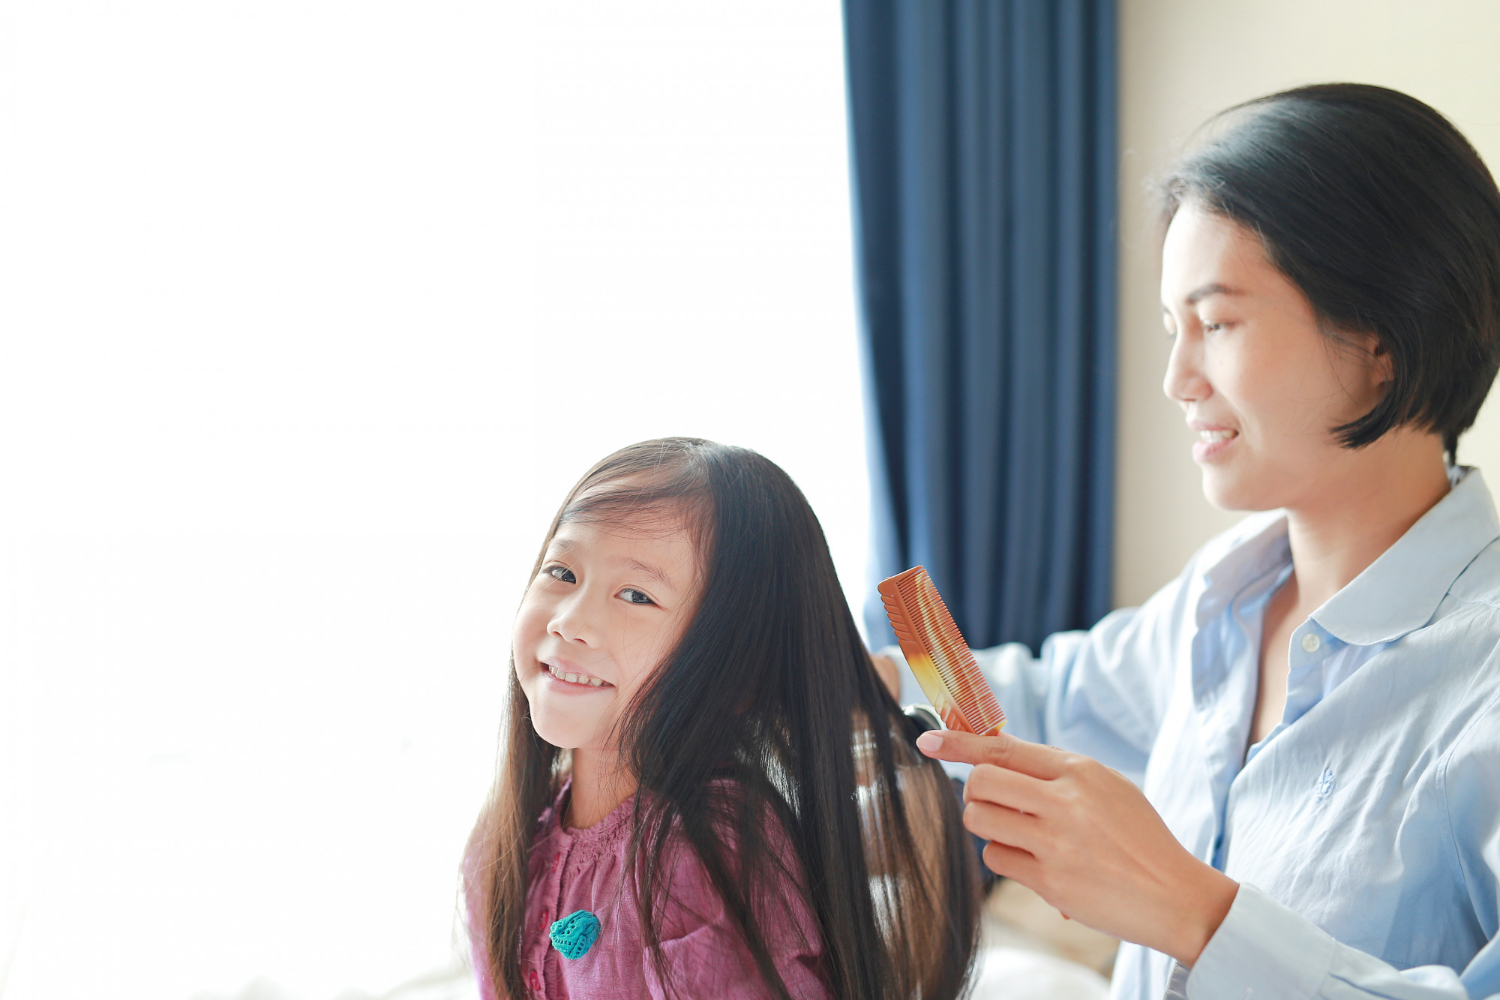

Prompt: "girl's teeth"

[1199,429,1236,442]
[546,663,606,687]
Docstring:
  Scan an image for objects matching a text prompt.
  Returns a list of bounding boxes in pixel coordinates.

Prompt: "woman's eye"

[546,565,576,584]
[620,588,655,606]
[1202,322,1224,333]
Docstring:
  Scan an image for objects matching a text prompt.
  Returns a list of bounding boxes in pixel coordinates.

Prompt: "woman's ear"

[1340,329,1393,404]
[1369,336,1394,387]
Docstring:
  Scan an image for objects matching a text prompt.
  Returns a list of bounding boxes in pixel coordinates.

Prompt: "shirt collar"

[1195,511,1292,629]
[1312,466,1500,646]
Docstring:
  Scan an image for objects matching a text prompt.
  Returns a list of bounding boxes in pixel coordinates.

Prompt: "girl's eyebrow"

[618,557,675,591]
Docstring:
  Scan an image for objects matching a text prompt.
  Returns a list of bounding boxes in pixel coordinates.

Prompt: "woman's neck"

[1282,429,1450,612]
[566,747,637,829]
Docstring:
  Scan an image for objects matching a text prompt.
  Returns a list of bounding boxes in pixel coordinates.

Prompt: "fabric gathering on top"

[470,781,830,1000]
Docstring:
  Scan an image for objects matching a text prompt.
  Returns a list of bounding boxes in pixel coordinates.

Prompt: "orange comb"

[877,566,1006,736]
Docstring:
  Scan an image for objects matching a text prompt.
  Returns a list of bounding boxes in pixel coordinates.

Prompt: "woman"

[884,84,1500,999]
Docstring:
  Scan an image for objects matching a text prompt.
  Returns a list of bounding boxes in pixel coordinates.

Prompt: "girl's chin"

[529,718,595,752]
[520,688,610,751]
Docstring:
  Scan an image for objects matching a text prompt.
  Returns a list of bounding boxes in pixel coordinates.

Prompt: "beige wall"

[1112,0,1500,607]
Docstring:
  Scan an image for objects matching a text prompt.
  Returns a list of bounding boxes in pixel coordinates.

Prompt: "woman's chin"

[1200,466,1279,513]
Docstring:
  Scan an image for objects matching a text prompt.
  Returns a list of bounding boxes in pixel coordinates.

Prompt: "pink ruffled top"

[473,782,831,1000]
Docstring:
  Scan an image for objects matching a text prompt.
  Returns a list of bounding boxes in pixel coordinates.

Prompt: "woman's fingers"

[980,840,1040,883]
[961,798,1044,853]
[915,728,1070,780]
[963,762,1052,815]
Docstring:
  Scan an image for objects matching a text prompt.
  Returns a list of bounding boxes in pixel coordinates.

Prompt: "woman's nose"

[1162,331,1210,405]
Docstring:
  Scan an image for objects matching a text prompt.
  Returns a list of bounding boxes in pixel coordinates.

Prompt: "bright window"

[0,3,867,997]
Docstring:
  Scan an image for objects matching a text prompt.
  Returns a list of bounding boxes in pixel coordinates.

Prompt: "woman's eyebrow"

[1185,282,1239,305]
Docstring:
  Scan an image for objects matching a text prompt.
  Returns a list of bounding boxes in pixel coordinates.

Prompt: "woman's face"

[1160,202,1390,512]
[512,513,700,755]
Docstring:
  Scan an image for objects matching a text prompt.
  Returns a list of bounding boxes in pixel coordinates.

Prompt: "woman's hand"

[916,729,1239,966]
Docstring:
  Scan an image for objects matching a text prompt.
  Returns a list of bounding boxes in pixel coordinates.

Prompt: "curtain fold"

[845,0,1117,652]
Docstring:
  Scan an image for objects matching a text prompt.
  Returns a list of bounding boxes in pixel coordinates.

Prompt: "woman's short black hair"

[1159,83,1500,457]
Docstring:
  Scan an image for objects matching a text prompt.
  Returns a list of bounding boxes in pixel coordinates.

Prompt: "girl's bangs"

[559,468,716,548]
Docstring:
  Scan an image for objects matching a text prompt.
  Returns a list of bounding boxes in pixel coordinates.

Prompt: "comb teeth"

[878,566,1006,736]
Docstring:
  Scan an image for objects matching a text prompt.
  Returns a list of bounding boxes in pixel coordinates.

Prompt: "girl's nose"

[548,596,600,647]
[1162,330,1211,406]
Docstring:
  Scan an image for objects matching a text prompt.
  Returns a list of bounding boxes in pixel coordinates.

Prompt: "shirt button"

[540,909,550,933]
[1301,632,1321,653]
[528,969,542,991]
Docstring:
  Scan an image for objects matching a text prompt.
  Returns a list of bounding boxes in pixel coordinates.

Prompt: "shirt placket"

[527,835,573,999]
[1197,560,1291,871]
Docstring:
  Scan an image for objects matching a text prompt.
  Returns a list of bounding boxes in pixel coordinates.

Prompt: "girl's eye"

[546,565,576,584]
[620,588,655,606]
[1202,322,1225,334]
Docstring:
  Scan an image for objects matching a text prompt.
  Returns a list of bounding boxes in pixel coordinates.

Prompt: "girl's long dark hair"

[466,437,981,1000]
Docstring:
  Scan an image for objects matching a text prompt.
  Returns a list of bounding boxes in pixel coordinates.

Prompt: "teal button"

[549,909,601,960]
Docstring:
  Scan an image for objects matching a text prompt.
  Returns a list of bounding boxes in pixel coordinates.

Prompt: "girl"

[465,438,980,1000]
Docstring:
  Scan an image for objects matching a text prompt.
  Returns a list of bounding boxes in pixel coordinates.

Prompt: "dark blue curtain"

[845,0,1117,653]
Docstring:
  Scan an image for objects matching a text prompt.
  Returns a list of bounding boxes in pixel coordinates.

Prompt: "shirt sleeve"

[1185,883,1499,1000]
[883,555,1197,784]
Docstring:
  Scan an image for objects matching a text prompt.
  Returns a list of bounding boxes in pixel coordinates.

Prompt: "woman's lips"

[1192,427,1238,462]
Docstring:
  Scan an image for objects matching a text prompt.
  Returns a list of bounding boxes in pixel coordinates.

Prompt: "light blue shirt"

[889,467,1500,1000]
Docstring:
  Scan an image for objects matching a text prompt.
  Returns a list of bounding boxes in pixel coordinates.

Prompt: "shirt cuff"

[1188,883,1336,1000]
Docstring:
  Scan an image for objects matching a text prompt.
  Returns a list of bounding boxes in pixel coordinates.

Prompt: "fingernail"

[915,731,944,754]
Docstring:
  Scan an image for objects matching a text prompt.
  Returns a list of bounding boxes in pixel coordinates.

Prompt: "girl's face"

[513,514,701,755]
[1159,202,1390,512]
